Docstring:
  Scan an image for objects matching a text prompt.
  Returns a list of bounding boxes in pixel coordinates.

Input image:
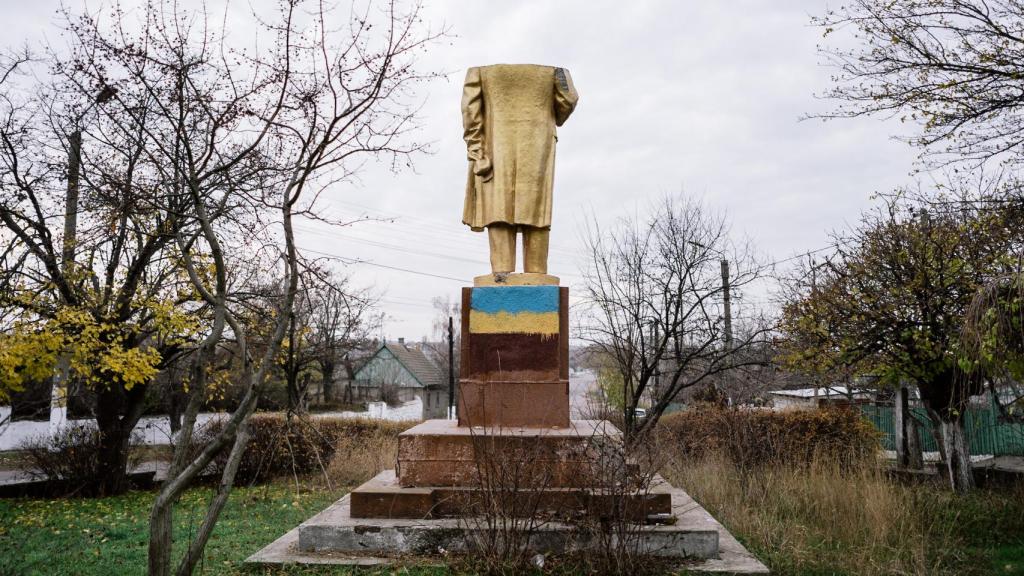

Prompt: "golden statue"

[461,64,579,284]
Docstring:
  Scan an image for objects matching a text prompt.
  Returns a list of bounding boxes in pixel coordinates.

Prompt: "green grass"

[0,480,440,576]
[991,544,1024,576]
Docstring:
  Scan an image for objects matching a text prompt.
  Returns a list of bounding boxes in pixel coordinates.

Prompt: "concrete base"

[247,472,769,573]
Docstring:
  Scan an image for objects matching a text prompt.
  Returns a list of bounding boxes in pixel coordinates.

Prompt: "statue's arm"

[461,67,492,181]
[553,68,579,127]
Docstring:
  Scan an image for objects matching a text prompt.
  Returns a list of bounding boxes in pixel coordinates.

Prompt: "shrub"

[657,404,880,469]
[194,414,411,484]
[19,424,143,496]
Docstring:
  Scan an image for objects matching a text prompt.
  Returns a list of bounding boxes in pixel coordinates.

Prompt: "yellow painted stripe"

[469,310,559,334]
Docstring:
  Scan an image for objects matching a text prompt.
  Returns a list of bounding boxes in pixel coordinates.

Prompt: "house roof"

[369,342,446,389]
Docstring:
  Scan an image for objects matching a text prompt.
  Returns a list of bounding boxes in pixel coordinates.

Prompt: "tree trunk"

[321,361,335,403]
[175,419,253,576]
[940,416,975,492]
[95,423,132,495]
[93,385,146,496]
[924,405,947,463]
[286,370,300,416]
[168,388,183,436]
[298,373,311,413]
[148,503,174,576]
[895,386,924,470]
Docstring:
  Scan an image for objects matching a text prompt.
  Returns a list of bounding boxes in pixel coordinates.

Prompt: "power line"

[298,245,471,283]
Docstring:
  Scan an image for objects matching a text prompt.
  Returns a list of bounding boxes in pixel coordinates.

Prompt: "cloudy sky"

[6,0,921,340]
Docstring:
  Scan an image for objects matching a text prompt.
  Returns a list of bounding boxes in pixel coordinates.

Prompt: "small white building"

[769,386,874,410]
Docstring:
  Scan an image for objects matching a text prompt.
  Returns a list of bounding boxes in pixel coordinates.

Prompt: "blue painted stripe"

[470,286,560,314]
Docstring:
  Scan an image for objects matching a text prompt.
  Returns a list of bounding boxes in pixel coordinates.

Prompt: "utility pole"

[49,128,82,436]
[720,259,732,351]
[651,322,660,402]
[810,254,817,295]
[49,87,116,437]
[447,315,455,419]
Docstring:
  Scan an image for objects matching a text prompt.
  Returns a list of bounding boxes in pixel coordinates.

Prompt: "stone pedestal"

[334,284,683,535]
[253,281,742,566]
[395,419,608,488]
[458,285,569,428]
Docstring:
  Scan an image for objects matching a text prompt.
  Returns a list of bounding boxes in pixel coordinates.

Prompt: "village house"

[353,339,449,419]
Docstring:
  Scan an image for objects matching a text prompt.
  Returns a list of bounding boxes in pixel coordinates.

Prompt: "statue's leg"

[487,223,516,273]
[522,226,549,274]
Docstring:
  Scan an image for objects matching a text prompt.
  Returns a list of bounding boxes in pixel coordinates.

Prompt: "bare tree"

[305,269,379,405]
[814,0,1024,168]
[48,1,446,573]
[280,273,320,416]
[578,195,772,441]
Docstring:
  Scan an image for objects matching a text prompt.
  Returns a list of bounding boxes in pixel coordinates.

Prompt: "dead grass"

[324,429,398,487]
[664,454,1024,576]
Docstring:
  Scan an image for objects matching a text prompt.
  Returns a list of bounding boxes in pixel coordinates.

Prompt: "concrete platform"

[247,471,769,573]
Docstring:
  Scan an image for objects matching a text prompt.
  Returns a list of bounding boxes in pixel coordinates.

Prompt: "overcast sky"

[5,0,921,341]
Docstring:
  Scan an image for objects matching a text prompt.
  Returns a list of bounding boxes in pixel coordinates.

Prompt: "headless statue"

[461,64,579,282]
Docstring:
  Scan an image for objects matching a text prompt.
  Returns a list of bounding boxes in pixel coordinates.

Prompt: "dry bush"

[192,415,411,485]
[19,424,142,496]
[454,429,562,575]
[657,404,880,470]
[563,431,673,576]
[663,454,985,576]
[450,425,671,576]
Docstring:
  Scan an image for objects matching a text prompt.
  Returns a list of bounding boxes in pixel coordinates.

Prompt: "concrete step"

[295,471,720,560]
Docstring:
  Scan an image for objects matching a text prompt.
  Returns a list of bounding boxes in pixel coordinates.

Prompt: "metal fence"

[860,404,1024,456]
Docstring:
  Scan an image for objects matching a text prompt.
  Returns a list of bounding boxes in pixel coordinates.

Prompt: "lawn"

[3,470,1022,576]
[2,418,1023,576]
[0,480,419,576]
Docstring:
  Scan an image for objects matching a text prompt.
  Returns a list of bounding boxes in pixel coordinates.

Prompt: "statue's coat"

[461,64,578,231]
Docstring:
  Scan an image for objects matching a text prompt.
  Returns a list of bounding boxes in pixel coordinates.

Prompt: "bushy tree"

[780,193,1016,491]
[0,40,203,495]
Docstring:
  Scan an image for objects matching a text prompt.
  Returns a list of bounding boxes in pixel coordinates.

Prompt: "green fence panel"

[860,406,895,450]
[861,404,1024,457]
